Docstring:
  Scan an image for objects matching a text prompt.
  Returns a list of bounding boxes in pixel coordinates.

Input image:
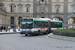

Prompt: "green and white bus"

[20,18,63,36]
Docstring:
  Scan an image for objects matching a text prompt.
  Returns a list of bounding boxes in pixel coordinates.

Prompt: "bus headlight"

[20,29,22,31]
[31,29,35,32]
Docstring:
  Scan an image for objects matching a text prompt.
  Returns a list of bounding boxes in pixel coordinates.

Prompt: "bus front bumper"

[20,31,50,35]
[20,31,40,34]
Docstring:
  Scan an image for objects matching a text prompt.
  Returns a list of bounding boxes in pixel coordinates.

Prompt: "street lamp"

[13,17,16,32]
[18,18,22,31]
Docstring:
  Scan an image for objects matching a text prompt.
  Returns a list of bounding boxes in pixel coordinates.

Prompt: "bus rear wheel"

[25,34,30,36]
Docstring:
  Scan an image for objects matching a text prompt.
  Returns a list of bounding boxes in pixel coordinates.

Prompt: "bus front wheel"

[25,33,30,36]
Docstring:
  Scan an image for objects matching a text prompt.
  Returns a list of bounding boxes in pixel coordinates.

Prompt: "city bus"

[20,18,63,36]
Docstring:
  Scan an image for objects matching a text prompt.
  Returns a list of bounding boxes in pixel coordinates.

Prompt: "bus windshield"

[21,22,33,29]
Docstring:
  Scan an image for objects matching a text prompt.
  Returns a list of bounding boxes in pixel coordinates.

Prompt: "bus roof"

[21,18,63,23]
[33,18,51,21]
[51,20,63,23]
[33,18,63,23]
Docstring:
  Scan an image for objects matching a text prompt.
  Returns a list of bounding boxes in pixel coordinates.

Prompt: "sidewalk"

[0,29,20,35]
[48,33,75,42]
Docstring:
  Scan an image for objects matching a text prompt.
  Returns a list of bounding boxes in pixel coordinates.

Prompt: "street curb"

[48,33,75,42]
[0,32,20,35]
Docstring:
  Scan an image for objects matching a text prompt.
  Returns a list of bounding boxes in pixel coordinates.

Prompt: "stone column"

[23,4,26,13]
[33,0,37,18]
[15,4,18,13]
[15,16,18,28]
[63,0,68,28]
[0,15,3,26]
[48,0,52,18]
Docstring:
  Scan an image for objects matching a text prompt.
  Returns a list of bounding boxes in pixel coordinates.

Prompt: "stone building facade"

[0,0,33,28]
[0,0,75,28]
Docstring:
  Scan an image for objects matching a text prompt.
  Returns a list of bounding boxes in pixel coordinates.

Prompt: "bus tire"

[45,32,49,34]
[48,32,50,34]
[25,34,27,36]
[25,34,30,36]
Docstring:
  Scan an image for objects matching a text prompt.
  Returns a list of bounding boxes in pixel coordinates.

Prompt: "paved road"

[0,34,75,50]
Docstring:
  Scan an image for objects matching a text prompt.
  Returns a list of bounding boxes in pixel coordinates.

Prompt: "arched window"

[73,0,75,2]
[53,16,63,21]
[19,0,22,2]
[11,0,14,2]
[18,17,22,24]
[56,0,59,2]
[41,0,44,2]
[11,16,14,24]
[26,6,30,12]
[72,5,75,13]
[41,4,44,13]
[27,0,30,2]
[55,5,60,13]
[0,3,4,10]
